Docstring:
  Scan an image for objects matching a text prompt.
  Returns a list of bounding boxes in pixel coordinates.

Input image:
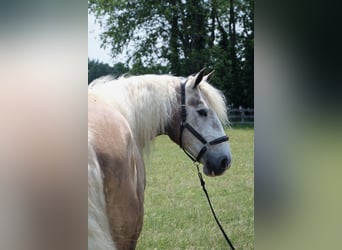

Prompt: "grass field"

[136,127,254,249]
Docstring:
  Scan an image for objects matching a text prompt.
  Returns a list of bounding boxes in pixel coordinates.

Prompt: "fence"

[228,108,254,125]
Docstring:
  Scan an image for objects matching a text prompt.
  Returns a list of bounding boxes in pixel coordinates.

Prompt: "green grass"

[136,127,254,249]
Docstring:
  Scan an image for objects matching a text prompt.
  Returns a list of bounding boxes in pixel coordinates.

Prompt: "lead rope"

[195,163,236,250]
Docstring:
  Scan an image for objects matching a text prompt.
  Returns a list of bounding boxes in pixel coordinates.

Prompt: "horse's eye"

[197,109,208,117]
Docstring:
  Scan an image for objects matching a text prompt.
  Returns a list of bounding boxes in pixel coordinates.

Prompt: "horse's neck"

[123,76,178,153]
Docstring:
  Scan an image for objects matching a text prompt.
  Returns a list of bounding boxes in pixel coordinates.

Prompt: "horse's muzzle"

[204,155,231,176]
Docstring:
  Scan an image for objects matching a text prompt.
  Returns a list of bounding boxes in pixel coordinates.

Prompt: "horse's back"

[88,92,145,250]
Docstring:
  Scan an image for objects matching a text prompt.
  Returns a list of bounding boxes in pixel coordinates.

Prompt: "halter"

[179,78,229,163]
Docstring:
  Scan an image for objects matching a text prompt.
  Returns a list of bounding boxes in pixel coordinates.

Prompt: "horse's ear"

[203,70,215,82]
[193,67,206,89]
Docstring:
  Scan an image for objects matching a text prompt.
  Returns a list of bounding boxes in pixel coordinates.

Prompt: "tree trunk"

[169,0,180,75]
[209,0,217,48]
[229,0,238,77]
[229,0,240,107]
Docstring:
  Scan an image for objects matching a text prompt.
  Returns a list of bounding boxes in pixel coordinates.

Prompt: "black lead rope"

[195,163,235,250]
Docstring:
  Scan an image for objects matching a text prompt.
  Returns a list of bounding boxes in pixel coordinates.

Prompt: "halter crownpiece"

[179,78,229,163]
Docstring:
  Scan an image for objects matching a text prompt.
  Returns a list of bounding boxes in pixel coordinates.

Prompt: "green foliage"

[129,59,170,75]
[89,0,254,108]
[137,128,254,249]
[88,59,129,84]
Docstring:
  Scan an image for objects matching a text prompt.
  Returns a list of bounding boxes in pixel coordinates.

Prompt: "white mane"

[89,74,228,154]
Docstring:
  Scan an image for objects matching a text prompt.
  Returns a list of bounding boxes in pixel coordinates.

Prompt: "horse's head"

[168,69,232,176]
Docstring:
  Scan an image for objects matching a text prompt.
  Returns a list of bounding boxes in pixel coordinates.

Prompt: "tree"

[89,0,254,108]
[88,59,129,84]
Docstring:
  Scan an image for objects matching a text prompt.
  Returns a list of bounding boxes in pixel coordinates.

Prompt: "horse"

[88,68,232,249]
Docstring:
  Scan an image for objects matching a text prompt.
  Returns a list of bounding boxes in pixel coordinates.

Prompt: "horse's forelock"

[199,81,229,127]
[185,77,229,126]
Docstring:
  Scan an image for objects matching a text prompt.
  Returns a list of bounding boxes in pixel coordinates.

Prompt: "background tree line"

[88,0,253,108]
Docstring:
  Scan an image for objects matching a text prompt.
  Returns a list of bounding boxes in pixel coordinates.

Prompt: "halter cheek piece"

[179,79,229,162]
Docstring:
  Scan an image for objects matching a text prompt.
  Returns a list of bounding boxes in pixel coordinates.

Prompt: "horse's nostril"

[220,157,229,170]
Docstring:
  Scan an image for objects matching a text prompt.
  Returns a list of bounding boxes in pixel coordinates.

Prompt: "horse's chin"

[203,165,225,177]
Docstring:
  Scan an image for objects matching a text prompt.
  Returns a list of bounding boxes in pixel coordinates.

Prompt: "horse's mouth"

[203,165,228,177]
